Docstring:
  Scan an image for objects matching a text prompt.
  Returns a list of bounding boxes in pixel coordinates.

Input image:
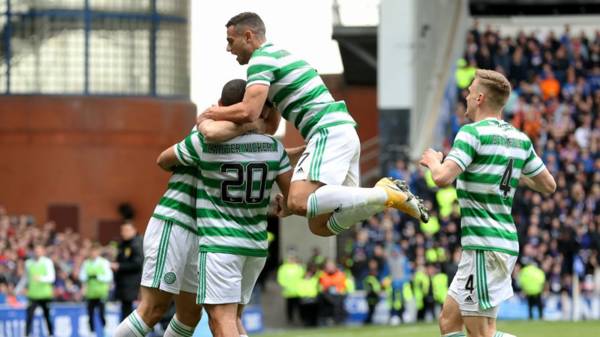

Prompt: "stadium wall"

[0,96,195,240]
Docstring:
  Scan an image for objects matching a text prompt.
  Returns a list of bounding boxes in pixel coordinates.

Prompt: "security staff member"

[24,244,55,337]
[80,243,113,333]
[112,222,143,319]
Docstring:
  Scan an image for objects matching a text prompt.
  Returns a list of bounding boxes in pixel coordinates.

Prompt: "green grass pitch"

[259,321,600,337]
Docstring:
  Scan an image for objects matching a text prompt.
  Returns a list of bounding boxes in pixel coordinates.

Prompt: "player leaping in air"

[201,12,429,237]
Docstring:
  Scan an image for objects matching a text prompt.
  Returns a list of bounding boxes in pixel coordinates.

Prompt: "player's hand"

[110,262,119,271]
[420,148,444,168]
[274,193,291,217]
[199,105,217,122]
[253,119,267,134]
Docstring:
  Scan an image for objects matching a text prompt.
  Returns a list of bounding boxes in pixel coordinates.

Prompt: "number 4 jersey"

[174,131,291,257]
[445,118,546,256]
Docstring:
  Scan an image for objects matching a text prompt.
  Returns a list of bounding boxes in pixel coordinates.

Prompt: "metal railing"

[0,0,189,97]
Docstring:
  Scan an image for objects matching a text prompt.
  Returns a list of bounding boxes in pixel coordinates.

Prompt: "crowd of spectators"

[0,205,116,306]
[278,23,600,325]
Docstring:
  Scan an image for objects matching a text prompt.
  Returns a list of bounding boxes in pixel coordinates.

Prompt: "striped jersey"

[152,164,199,235]
[445,118,546,256]
[247,42,356,140]
[175,131,291,257]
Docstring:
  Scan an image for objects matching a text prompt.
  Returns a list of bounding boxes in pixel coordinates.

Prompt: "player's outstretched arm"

[420,148,463,187]
[202,84,269,123]
[520,169,556,195]
[156,146,179,171]
[197,118,266,143]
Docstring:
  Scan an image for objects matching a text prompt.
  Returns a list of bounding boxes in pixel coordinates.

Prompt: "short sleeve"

[522,144,546,177]
[246,53,276,88]
[174,132,204,166]
[445,124,480,171]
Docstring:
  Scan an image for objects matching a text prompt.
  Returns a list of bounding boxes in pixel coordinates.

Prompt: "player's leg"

[205,303,239,337]
[288,125,428,236]
[439,296,465,336]
[235,256,267,335]
[237,304,247,337]
[198,252,246,337]
[114,219,190,337]
[163,236,203,337]
[461,251,517,337]
[163,291,202,337]
[462,315,494,337]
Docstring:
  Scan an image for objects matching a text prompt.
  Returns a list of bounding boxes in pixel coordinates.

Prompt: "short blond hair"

[475,69,511,110]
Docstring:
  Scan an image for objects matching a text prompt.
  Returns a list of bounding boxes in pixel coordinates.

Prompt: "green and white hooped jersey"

[151,165,199,235]
[175,131,291,257]
[445,118,546,256]
[247,42,356,140]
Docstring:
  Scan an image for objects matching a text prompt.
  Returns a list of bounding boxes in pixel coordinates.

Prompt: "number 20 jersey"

[175,131,291,257]
[445,118,546,256]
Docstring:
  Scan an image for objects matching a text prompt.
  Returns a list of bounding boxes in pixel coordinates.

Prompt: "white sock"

[442,332,466,337]
[113,310,152,337]
[494,332,516,337]
[164,316,195,337]
[306,185,387,233]
[240,335,249,337]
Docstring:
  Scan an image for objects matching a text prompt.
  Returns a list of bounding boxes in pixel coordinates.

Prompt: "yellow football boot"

[375,177,430,223]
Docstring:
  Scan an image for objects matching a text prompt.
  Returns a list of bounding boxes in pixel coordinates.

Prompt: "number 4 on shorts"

[465,274,474,293]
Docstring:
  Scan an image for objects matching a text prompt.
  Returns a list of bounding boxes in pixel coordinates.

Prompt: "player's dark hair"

[220,79,246,106]
[226,12,266,37]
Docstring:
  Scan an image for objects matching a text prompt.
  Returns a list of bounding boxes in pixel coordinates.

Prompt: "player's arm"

[520,169,556,195]
[275,171,293,217]
[156,146,179,171]
[274,142,293,217]
[419,148,463,187]
[157,133,203,171]
[197,118,266,143]
[520,143,556,195]
[201,84,269,123]
[263,107,281,135]
[285,145,307,167]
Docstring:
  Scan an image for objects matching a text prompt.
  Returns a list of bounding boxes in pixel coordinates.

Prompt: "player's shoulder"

[497,120,533,148]
[250,42,291,62]
[457,122,480,138]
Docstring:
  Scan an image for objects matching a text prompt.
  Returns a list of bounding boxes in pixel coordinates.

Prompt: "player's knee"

[287,195,307,215]
[308,220,332,237]
[438,308,459,334]
[138,301,170,325]
[176,308,202,327]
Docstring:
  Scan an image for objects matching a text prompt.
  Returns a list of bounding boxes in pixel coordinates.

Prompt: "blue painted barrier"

[0,302,263,337]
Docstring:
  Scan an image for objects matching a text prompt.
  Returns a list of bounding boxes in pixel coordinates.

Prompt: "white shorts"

[448,249,517,318]
[196,252,266,305]
[141,217,199,294]
[292,124,360,187]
